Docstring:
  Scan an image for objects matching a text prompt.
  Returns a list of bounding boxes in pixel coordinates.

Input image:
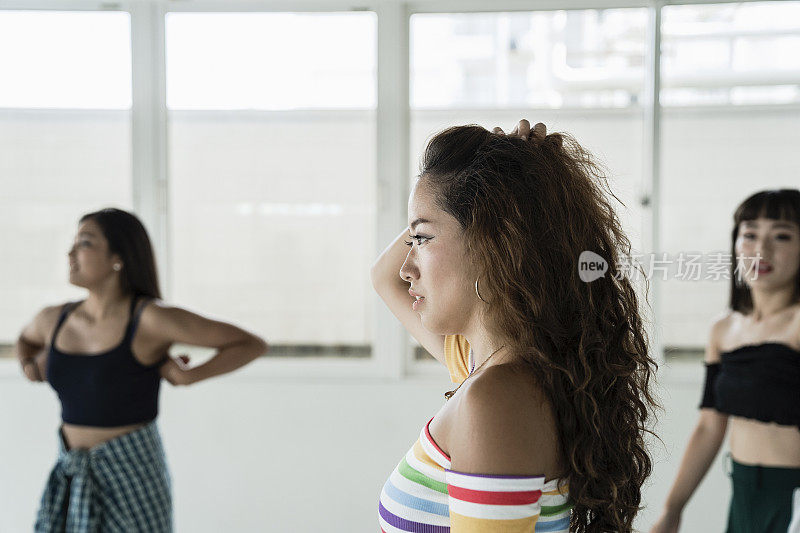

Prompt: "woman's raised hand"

[491,119,547,141]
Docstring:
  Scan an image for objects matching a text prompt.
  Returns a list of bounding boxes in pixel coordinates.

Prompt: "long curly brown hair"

[419,125,659,532]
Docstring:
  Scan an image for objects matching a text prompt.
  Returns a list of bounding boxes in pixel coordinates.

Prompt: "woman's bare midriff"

[729,417,800,467]
[61,422,148,450]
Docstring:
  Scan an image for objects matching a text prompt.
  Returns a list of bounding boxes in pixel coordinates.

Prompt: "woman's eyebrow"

[770,222,798,230]
[410,218,432,230]
[742,220,798,230]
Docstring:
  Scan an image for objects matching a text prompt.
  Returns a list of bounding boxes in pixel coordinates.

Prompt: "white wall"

[0,358,730,532]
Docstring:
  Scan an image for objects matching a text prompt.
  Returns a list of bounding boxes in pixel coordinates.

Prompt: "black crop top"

[46,296,168,427]
[699,342,800,432]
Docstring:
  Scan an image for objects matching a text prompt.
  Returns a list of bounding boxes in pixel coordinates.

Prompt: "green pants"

[726,455,800,533]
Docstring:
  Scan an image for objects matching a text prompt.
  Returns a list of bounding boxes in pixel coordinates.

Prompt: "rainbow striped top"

[378,335,572,532]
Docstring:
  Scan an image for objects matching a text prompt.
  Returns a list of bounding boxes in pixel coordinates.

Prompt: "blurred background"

[1,0,798,531]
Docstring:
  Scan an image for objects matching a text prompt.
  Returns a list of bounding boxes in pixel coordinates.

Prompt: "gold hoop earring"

[475,278,486,303]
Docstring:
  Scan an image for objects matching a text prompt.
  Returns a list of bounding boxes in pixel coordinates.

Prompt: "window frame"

[2,0,797,380]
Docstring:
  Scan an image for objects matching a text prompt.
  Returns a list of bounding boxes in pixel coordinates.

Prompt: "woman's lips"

[756,261,773,274]
[409,289,425,310]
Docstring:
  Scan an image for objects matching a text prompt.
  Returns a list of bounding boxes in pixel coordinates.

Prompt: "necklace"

[444,344,505,401]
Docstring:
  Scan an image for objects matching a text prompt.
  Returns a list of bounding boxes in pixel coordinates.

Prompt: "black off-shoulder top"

[699,342,800,431]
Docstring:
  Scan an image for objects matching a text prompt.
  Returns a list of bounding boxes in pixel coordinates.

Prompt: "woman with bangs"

[372,120,658,532]
[652,189,800,533]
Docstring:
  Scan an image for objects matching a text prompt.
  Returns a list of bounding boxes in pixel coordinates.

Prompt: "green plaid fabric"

[35,420,172,533]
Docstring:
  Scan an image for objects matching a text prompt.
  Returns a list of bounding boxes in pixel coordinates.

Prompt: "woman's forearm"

[15,336,47,380]
[371,228,411,291]
[663,421,726,515]
[186,337,268,383]
[15,336,41,364]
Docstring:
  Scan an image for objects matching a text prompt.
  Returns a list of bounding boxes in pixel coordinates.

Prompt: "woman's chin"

[746,277,789,291]
[67,275,87,288]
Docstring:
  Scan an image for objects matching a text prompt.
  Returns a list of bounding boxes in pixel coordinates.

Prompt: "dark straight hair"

[79,208,162,299]
[729,189,800,313]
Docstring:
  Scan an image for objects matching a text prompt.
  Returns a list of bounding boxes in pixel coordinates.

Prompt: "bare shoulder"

[706,309,735,364]
[38,303,66,325]
[450,363,560,476]
[137,299,184,333]
[34,303,69,334]
[21,303,70,345]
[138,299,226,325]
[463,363,547,413]
[138,298,196,322]
[790,301,800,323]
[791,303,800,346]
[138,298,167,316]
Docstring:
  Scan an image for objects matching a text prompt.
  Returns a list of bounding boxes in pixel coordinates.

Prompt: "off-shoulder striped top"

[378,335,572,532]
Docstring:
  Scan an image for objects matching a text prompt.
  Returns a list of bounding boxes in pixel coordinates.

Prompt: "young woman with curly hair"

[372,120,658,532]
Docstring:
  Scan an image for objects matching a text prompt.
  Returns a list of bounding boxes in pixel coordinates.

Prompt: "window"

[411,9,647,109]
[166,12,376,110]
[0,10,132,346]
[4,2,797,366]
[661,2,800,106]
[165,12,377,358]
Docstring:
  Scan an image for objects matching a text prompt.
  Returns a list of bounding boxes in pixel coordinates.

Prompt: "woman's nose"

[754,238,772,256]
[399,250,418,282]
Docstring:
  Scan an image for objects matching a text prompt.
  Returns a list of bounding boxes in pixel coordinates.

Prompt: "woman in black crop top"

[651,189,800,533]
[14,208,268,532]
